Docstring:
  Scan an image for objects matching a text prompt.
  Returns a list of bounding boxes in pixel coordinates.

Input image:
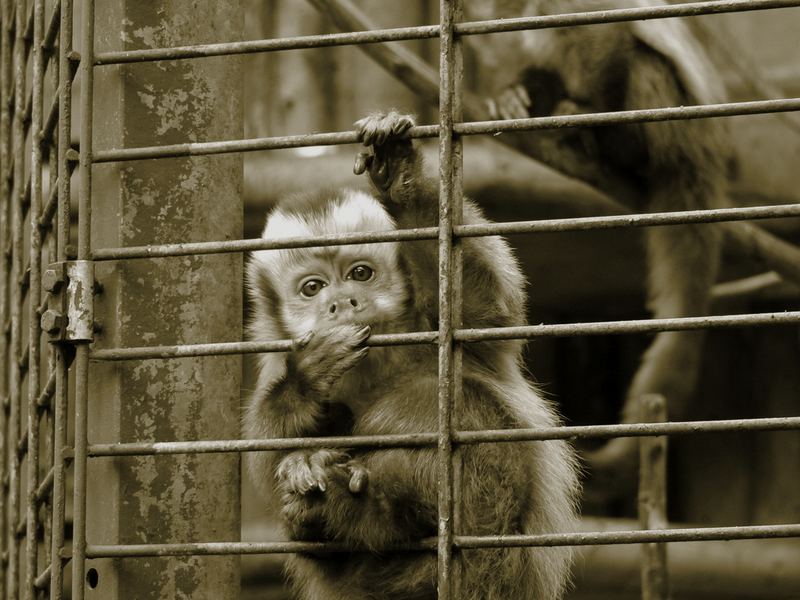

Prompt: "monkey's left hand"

[353,111,415,193]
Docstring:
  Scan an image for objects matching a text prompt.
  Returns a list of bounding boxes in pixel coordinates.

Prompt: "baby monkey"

[245,112,579,600]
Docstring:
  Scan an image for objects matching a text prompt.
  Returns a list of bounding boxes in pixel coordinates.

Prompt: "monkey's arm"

[354,112,526,334]
[245,325,369,506]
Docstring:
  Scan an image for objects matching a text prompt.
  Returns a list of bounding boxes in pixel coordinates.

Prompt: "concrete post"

[88,2,243,598]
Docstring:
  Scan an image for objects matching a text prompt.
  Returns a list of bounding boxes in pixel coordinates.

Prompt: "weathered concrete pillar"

[89,2,243,598]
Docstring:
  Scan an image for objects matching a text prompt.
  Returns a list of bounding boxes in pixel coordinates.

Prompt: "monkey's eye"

[300,279,326,297]
[348,265,374,282]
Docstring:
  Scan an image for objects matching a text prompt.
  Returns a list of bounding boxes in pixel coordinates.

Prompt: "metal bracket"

[41,260,95,343]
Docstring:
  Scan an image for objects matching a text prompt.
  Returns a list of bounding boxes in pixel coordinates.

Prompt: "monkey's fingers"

[514,84,532,110]
[276,452,319,495]
[347,463,369,494]
[352,324,371,347]
[293,330,316,351]
[486,98,499,120]
[498,88,530,120]
[353,151,373,175]
[308,449,350,492]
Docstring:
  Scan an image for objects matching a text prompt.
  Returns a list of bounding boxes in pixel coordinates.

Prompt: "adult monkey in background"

[245,112,579,599]
[465,0,731,479]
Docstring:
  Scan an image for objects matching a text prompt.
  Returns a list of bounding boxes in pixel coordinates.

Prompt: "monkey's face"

[250,190,408,339]
[278,245,406,337]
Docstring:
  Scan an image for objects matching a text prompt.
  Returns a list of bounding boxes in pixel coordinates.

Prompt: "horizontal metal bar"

[35,465,54,502]
[456,98,800,136]
[456,523,800,549]
[91,124,437,162]
[89,311,800,361]
[90,203,800,261]
[38,176,59,229]
[91,225,440,261]
[91,0,800,65]
[456,311,800,342]
[23,1,33,42]
[88,432,437,457]
[82,522,800,558]
[89,331,437,361]
[90,97,800,162]
[94,25,440,65]
[456,0,800,36]
[457,204,800,235]
[86,538,434,558]
[36,369,56,409]
[455,416,800,445]
[34,564,50,590]
[43,0,61,52]
[85,416,800,458]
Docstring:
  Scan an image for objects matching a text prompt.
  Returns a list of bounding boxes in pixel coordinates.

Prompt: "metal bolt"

[42,268,64,293]
[40,310,64,334]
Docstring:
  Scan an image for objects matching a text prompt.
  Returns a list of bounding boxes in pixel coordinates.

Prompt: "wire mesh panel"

[0,0,799,599]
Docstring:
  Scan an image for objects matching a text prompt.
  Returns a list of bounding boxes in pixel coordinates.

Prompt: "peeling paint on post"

[90,2,243,598]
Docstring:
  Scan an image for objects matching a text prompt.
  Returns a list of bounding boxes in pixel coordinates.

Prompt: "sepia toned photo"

[0,1,798,598]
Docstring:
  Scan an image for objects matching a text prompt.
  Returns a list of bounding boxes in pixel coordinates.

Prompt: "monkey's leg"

[587,222,721,482]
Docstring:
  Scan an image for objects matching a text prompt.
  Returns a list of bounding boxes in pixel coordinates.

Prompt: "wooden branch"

[307,0,800,288]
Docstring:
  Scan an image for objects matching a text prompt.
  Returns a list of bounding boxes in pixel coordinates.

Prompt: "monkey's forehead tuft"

[263,188,395,239]
[249,189,400,281]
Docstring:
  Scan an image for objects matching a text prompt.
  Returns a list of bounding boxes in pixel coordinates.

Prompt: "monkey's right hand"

[290,324,370,397]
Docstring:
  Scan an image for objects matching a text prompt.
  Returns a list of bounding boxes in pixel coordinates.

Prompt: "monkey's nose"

[328,299,360,315]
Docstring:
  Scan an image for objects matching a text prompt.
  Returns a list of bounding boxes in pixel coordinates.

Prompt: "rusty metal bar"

[436,0,461,594]
[88,203,800,261]
[5,0,27,594]
[83,414,800,456]
[89,97,800,163]
[455,523,800,549]
[638,395,670,600]
[90,0,800,65]
[0,0,13,596]
[23,0,46,597]
[39,26,59,592]
[87,310,800,361]
[49,1,73,596]
[81,522,800,558]
[71,0,93,596]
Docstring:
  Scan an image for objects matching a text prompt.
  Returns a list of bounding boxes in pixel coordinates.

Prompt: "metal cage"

[1,0,799,598]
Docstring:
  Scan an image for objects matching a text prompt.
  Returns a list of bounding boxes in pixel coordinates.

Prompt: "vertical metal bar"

[71,0,93,596]
[49,0,72,584]
[437,1,463,598]
[24,0,45,596]
[0,0,13,593]
[638,394,670,599]
[7,0,27,595]
[40,3,60,589]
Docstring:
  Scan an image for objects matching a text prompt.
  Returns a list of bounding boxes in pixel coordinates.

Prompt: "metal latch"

[41,260,95,343]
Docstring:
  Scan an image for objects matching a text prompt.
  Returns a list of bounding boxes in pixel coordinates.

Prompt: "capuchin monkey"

[465,0,731,478]
[245,112,579,600]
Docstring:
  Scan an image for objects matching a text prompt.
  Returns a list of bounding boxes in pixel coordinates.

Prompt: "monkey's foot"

[353,111,415,192]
